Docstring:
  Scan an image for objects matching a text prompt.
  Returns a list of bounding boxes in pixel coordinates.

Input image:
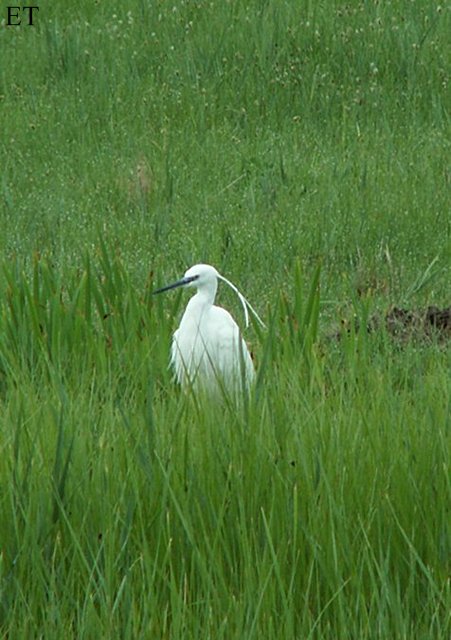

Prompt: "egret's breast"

[171,303,254,392]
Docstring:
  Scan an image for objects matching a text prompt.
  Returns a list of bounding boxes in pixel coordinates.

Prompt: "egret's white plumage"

[154,264,265,395]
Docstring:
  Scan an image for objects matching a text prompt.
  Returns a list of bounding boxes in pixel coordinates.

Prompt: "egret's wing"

[205,307,255,390]
[171,324,215,388]
[170,328,188,386]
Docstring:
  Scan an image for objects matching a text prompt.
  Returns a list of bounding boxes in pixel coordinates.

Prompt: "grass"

[1,1,450,638]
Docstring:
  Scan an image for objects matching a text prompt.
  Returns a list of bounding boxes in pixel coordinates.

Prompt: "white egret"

[154,264,265,395]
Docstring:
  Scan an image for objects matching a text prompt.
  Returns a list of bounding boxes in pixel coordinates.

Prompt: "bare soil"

[333,306,451,344]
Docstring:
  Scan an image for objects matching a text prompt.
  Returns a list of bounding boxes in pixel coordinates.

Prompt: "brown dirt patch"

[332,306,451,344]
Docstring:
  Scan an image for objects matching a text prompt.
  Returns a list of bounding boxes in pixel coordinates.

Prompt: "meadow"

[0,1,450,637]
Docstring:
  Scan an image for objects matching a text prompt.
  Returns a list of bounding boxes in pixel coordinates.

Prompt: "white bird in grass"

[153,264,265,395]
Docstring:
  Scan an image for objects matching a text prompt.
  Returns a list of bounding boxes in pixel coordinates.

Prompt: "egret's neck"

[183,282,218,321]
[195,280,218,306]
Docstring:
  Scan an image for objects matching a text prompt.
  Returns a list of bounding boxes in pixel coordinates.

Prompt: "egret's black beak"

[153,275,198,295]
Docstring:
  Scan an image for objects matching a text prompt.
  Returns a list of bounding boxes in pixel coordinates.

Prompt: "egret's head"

[153,263,266,330]
[153,263,219,294]
[183,264,219,288]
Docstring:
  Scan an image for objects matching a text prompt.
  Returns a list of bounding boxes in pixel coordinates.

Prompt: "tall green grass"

[1,1,450,637]
[0,253,449,638]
